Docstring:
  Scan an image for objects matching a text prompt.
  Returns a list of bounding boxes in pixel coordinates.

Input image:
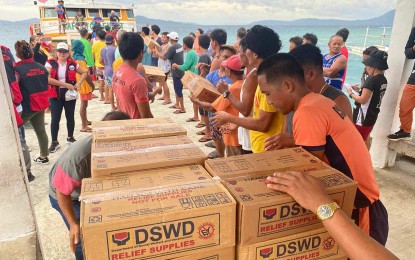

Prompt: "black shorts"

[352,200,389,246]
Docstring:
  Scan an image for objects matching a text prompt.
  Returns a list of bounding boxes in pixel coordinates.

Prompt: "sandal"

[195,122,206,128]
[186,118,199,122]
[208,151,219,159]
[80,127,92,132]
[205,141,216,148]
[198,136,212,142]
[173,110,186,114]
[196,130,206,135]
[162,101,172,105]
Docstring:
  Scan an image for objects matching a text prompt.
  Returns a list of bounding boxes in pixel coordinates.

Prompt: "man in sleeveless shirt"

[323,35,347,90]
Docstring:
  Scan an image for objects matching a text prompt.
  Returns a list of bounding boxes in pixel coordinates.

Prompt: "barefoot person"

[257,53,388,245]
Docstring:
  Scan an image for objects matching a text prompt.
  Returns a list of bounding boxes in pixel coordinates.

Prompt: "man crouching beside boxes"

[48,111,130,260]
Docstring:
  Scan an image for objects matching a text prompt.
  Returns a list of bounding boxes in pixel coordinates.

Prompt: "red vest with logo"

[14,58,49,113]
[47,58,77,99]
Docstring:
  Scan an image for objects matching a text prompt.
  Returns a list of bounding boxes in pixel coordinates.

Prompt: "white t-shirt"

[238,78,252,151]
[45,60,79,88]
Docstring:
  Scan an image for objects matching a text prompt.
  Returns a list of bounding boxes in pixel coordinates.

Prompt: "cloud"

[0,0,397,24]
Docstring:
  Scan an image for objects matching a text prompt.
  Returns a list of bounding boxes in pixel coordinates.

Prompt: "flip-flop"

[196,131,206,135]
[162,101,172,105]
[186,118,199,122]
[198,136,212,142]
[80,128,92,133]
[157,97,165,100]
[173,110,186,114]
[205,141,216,148]
[169,105,180,109]
[208,151,219,159]
[195,122,206,128]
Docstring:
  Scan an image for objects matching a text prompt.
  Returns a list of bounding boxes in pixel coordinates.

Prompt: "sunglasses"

[57,50,69,53]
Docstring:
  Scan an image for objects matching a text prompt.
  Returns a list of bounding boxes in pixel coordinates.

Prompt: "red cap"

[221,55,243,71]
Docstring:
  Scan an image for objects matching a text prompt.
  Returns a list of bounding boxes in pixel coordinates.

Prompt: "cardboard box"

[220,169,356,245]
[182,71,221,103]
[143,65,167,82]
[237,228,346,260]
[91,135,207,177]
[80,167,236,260]
[92,118,187,142]
[205,147,330,179]
[81,165,216,201]
[172,246,235,260]
[143,36,162,51]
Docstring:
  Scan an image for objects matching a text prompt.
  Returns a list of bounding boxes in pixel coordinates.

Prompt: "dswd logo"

[263,208,277,220]
[259,247,273,258]
[112,232,130,246]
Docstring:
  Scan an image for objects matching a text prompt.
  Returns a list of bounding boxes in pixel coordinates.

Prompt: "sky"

[1,0,397,24]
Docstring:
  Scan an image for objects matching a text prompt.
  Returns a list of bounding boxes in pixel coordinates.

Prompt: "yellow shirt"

[113,57,123,71]
[250,86,285,153]
[92,40,106,67]
[76,60,93,95]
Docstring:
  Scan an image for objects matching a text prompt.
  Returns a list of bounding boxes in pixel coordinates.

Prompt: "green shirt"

[180,49,198,74]
[80,38,94,67]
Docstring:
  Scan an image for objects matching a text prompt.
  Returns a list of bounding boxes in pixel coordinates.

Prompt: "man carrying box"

[48,111,130,260]
[257,53,388,245]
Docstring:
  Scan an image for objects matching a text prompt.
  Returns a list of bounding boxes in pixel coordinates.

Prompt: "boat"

[30,0,137,43]
[348,26,390,57]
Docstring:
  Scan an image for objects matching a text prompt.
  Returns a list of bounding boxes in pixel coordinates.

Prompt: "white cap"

[167,32,179,41]
[56,42,69,52]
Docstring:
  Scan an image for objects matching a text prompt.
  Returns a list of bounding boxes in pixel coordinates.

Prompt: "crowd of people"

[3,17,414,259]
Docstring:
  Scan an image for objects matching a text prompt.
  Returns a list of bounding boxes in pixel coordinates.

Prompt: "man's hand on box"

[264,133,296,151]
[266,171,333,213]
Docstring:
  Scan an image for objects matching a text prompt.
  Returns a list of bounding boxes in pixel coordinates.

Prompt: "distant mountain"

[135,15,197,27]
[0,18,39,26]
[249,10,395,27]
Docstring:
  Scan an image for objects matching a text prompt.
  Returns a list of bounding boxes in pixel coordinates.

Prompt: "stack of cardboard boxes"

[205,148,358,260]
[80,119,358,259]
[80,118,237,259]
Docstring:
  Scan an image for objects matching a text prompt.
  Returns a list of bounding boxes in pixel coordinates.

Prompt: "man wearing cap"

[55,0,67,34]
[190,54,245,156]
[347,50,388,147]
[100,35,117,111]
[388,26,415,141]
[156,32,185,113]
[109,10,120,26]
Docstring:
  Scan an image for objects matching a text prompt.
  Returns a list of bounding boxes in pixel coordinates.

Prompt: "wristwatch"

[316,202,340,221]
[223,91,230,98]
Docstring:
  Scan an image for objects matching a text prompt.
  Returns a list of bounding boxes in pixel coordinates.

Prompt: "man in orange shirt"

[190,54,244,156]
[257,53,388,246]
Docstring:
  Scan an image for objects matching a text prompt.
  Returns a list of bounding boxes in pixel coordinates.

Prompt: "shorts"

[209,118,223,140]
[105,76,113,87]
[173,76,183,97]
[354,124,374,141]
[199,107,209,117]
[226,145,242,157]
[80,93,92,101]
[352,200,389,246]
[95,67,104,81]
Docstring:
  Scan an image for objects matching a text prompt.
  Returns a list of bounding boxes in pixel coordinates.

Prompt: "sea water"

[1,23,390,97]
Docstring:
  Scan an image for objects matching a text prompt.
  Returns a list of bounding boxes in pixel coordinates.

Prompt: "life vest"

[14,58,49,113]
[47,58,77,99]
